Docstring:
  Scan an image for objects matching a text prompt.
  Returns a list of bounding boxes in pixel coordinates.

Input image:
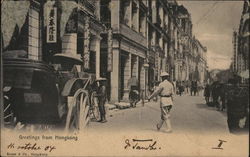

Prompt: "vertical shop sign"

[47,7,57,43]
[107,29,113,72]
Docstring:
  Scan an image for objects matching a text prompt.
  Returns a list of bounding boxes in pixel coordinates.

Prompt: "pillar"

[144,64,149,98]
[124,0,132,27]
[111,0,120,32]
[110,48,120,102]
[95,36,101,78]
[123,53,131,101]
[95,0,100,20]
[132,1,139,31]
[135,56,139,79]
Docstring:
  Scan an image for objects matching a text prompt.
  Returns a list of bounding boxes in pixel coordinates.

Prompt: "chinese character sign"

[47,7,57,43]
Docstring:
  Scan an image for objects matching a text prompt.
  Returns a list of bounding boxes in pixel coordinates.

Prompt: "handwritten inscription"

[7,143,56,152]
[124,139,161,150]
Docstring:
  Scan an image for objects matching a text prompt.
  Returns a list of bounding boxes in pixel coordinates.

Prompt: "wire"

[195,2,219,26]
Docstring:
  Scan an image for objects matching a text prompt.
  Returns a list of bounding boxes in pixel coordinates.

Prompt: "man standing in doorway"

[148,72,175,133]
[96,77,107,123]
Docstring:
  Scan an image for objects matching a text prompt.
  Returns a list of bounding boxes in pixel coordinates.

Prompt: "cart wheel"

[90,92,100,121]
[3,91,15,126]
[65,89,90,131]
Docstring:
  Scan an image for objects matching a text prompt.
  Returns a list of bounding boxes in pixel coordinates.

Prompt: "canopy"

[53,53,83,64]
[1,0,30,48]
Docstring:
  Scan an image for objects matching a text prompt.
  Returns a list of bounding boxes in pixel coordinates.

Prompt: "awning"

[1,0,30,48]
[60,1,78,37]
[53,53,83,64]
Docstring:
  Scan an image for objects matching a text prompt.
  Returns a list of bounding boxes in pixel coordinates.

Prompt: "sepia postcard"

[0,0,249,157]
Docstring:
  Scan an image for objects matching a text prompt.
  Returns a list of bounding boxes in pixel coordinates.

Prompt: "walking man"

[96,77,107,123]
[204,83,210,105]
[148,72,174,133]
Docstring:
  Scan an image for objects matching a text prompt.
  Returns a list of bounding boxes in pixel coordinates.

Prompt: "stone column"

[123,53,131,101]
[110,48,120,103]
[135,56,139,79]
[124,0,132,27]
[132,1,139,31]
[95,36,101,78]
[95,0,100,20]
[111,0,120,32]
[144,63,149,98]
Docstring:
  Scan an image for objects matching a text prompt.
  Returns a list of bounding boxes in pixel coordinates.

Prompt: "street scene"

[0,0,249,156]
[88,94,230,134]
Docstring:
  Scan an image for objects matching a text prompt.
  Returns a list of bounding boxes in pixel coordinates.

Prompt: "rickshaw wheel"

[3,91,15,126]
[65,89,90,131]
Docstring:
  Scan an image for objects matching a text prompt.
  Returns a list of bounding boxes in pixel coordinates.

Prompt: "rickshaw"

[2,50,99,131]
[128,76,140,108]
[225,78,249,133]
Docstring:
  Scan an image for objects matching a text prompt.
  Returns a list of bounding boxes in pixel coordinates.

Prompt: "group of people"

[172,80,202,96]
[203,76,249,133]
[203,81,226,111]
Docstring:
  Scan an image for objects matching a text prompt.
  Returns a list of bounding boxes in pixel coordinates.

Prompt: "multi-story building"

[1,0,208,103]
[236,0,249,82]
[2,0,104,77]
[2,0,43,60]
[195,39,207,85]
[100,0,149,102]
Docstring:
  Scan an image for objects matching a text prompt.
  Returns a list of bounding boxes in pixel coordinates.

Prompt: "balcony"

[120,24,147,47]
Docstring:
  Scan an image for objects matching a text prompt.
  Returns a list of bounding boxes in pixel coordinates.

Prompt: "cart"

[2,50,99,131]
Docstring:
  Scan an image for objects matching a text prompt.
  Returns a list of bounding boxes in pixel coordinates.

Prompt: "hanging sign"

[47,7,57,43]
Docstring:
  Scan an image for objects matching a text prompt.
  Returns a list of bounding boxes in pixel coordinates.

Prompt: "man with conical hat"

[95,77,107,123]
[148,72,174,133]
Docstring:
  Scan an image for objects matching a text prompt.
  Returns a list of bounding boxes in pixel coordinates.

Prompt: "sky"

[178,0,244,70]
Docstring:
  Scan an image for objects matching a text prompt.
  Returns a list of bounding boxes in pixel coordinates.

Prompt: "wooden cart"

[2,50,99,131]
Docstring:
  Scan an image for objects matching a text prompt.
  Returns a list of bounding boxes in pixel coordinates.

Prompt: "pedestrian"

[186,80,190,94]
[148,72,174,133]
[178,82,183,96]
[194,81,198,96]
[204,83,210,105]
[190,81,194,96]
[153,81,160,102]
[128,76,140,107]
[211,81,219,108]
[95,77,107,123]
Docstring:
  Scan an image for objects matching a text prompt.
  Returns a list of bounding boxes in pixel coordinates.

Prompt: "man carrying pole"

[148,72,174,133]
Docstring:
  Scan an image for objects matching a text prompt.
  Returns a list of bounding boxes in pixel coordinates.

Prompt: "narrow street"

[88,94,229,134]
[85,94,248,157]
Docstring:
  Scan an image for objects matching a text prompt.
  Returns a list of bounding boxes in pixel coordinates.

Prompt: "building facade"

[231,0,249,83]
[2,0,208,103]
